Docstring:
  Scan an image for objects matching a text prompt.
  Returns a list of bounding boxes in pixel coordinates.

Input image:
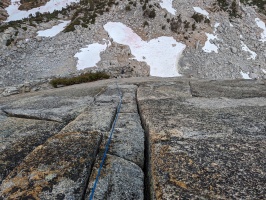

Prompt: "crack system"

[136,87,152,200]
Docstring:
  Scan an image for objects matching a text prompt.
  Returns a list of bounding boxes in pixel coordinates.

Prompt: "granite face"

[0,78,265,199]
[0,118,63,184]
[190,79,266,98]
[1,85,104,123]
[137,79,266,199]
[0,131,102,200]
[0,81,145,199]
[60,85,120,133]
[86,154,144,200]
[85,84,145,199]
[110,113,145,169]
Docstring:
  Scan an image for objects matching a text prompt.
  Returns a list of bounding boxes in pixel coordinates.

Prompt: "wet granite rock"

[86,154,144,200]
[137,80,266,199]
[0,131,102,200]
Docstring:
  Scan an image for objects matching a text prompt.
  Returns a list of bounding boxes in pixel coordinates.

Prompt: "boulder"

[2,87,19,97]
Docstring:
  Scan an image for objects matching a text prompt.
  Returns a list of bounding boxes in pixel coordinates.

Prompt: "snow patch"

[37,20,70,37]
[159,0,176,15]
[240,71,251,79]
[5,0,79,22]
[230,23,233,27]
[255,18,266,42]
[240,41,257,60]
[74,41,109,70]
[104,22,186,77]
[214,22,220,33]
[193,7,209,18]
[262,69,266,74]
[202,23,220,53]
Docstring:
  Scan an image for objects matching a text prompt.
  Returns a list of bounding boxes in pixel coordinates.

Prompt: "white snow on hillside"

[241,41,257,60]
[37,20,70,37]
[202,23,220,53]
[255,18,266,42]
[75,41,110,70]
[193,7,209,18]
[104,22,186,77]
[5,0,79,22]
[159,0,176,15]
[203,33,219,53]
[240,71,251,79]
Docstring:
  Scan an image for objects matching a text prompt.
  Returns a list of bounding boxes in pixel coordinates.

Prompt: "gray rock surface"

[60,85,119,133]
[1,85,104,122]
[0,118,63,184]
[0,131,102,200]
[110,113,145,169]
[86,154,144,200]
[190,79,266,98]
[137,78,266,199]
[0,77,265,199]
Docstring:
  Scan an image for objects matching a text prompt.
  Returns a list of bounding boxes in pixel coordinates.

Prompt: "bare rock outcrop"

[0,77,265,199]
[137,78,266,199]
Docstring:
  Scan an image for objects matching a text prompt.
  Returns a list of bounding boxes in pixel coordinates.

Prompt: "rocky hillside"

[0,77,265,199]
[0,0,10,21]
[0,0,266,92]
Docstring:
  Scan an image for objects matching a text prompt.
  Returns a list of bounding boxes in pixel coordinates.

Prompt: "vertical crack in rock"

[106,85,145,169]
[188,80,193,97]
[136,87,152,200]
[81,87,121,200]
[81,108,118,200]
[0,87,109,184]
[83,84,145,199]
[81,135,103,200]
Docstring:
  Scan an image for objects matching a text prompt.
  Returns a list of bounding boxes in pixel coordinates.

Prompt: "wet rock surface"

[0,77,265,199]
